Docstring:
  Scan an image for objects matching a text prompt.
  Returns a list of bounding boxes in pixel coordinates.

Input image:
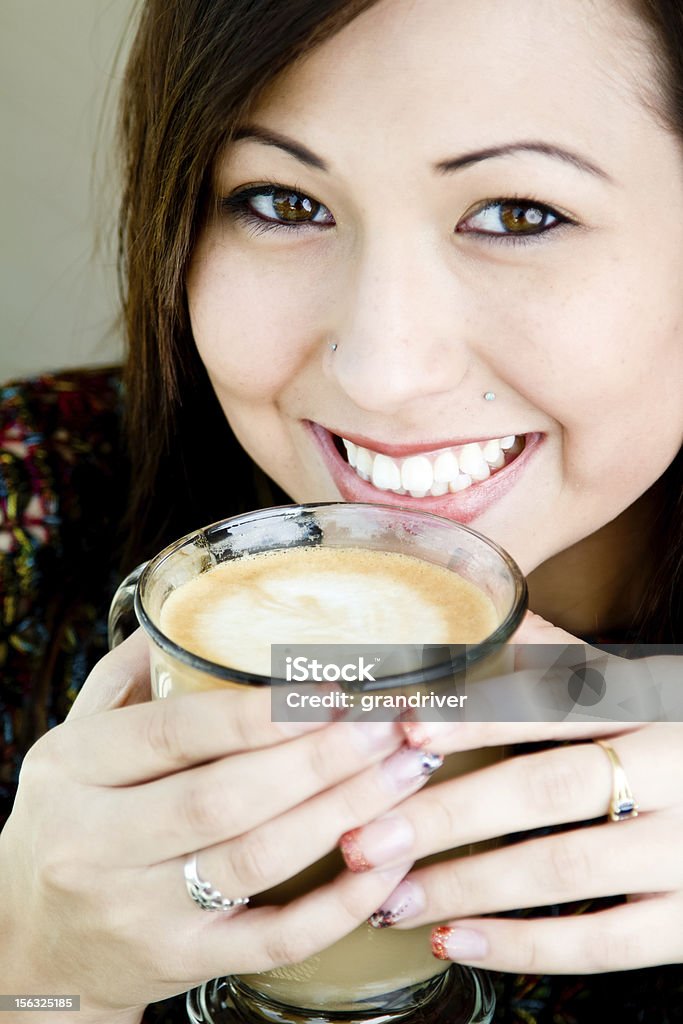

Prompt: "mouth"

[307,423,543,522]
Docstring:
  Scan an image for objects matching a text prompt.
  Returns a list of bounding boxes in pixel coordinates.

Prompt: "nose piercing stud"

[330,342,338,352]
[483,391,496,401]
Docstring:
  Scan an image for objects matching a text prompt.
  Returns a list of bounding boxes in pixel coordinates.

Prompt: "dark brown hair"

[622,0,683,641]
[118,0,376,566]
[118,0,682,641]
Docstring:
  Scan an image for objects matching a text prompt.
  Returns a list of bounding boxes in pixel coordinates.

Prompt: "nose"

[327,236,474,414]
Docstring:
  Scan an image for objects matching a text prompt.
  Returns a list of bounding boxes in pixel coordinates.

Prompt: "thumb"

[67,629,151,719]
[511,609,591,673]
[512,609,583,645]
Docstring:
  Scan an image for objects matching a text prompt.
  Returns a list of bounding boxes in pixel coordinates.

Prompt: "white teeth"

[481,439,501,464]
[449,474,473,492]
[401,455,433,493]
[458,443,490,481]
[343,439,358,468]
[433,450,459,483]
[339,433,523,497]
[355,446,374,478]
[372,453,402,491]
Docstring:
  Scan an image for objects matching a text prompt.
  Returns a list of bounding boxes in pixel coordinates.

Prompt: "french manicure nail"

[340,815,414,871]
[380,747,444,792]
[401,721,460,749]
[431,926,489,961]
[400,721,431,749]
[368,879,426,928]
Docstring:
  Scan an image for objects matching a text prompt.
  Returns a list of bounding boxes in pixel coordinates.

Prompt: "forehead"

[251,0,661,163]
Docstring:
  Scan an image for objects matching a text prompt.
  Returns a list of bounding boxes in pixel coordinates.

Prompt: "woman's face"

[187,0,683,575]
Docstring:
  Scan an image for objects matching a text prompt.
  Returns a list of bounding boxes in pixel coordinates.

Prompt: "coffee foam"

[159,546,498,675]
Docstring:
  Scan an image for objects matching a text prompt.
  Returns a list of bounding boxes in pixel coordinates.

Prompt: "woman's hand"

[341,612,683,975]
[0,631,439,1019]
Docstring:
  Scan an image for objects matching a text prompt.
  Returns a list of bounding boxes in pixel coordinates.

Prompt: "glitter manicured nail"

[431,926,489,961]
[380,747,444,793]
[400,721,431,749]
[339,828,372,871]
[401,721,462,749]
[340,815,414,871]
[368,879,425,928]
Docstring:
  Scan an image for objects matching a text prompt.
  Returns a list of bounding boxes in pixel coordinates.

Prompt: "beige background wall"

[1,0,137,382]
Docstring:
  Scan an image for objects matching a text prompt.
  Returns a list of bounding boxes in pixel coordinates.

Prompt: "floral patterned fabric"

[0,368,680,1023]
[0,367,125,812]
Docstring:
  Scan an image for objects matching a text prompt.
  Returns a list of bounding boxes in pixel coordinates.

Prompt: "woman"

[0,0,681,1021]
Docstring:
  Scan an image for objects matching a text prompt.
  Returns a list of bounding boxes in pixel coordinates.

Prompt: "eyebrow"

[436,142,612,181]
[233,126,328,171]
[233,126,612,183]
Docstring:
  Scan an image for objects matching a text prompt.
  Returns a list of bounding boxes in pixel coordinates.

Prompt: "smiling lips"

[308,421,540,522]
[341,434,524,497]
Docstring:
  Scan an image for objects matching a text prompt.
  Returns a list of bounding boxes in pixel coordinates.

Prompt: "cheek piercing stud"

[330,342,338,352]
[483,391,496,402]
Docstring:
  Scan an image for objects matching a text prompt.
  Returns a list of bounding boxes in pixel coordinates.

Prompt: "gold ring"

[595,740,639,822]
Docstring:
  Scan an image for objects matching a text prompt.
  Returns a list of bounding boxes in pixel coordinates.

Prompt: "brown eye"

[241,187,335,226]
[272,190,321,222]
[458,199,565,238]
[499,203,546,232]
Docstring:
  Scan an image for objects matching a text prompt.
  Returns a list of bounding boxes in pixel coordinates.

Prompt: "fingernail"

[350,720,400,754]
[400,721,431,748]
[401,721,460,749]
[431,926,489,961]
[368,879,425,927]
[340,815,414,871]
[380,747,444,793]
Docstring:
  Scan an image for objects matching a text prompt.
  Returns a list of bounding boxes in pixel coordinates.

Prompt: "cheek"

[186,236,326,400]
[487,253,683,483]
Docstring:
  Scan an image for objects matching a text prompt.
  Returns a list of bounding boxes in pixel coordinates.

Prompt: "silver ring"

[183,853,250,912]
[595,740,639,822]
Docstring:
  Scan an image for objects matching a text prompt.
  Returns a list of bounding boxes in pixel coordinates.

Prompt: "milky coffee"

[160,545,498,673]
[158,545,500,1007]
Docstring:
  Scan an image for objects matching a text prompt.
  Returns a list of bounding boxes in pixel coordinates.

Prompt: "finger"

[184,861,412,982]
[400,611,661,751]
[386,811,682,927]
[60,683,334,785]
[160,746,442,902]
[107,721,404,860]
[511,609,582,645]
[339,726,681,870]
[67,629,151,719]
[400,717,643,753]
[426,893,683,973]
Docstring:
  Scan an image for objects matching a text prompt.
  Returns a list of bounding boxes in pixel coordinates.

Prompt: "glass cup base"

[186,966,495,1024]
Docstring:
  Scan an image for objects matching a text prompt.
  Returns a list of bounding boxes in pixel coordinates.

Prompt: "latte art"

[160,546,497,675]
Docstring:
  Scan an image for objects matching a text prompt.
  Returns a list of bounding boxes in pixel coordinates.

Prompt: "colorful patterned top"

[0,369,681,1024]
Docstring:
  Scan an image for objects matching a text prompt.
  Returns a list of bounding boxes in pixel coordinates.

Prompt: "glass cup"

[109,502,527,1024]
